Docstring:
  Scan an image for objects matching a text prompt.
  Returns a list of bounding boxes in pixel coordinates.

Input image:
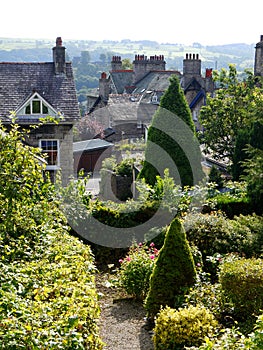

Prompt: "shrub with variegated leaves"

[153,305,218,349]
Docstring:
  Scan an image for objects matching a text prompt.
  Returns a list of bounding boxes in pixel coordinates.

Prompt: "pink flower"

[139,242,143,247]
[119,259,123,263]
[150,242,155,247]
[149,255,155,260]
[126,256,131,262]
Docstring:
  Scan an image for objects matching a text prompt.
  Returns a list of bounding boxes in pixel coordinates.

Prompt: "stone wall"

[27,123,74,185]
[100,170,133,201]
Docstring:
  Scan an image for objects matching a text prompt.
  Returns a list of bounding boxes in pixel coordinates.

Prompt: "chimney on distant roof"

[53,37,66,74]
[99,72,110,101]
[254,35,263,77]
[111,56,122,71]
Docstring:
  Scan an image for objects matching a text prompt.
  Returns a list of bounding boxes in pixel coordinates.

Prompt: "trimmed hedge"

[219,258,263,320]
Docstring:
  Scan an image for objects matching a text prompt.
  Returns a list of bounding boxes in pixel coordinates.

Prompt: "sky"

[1,0,262,46]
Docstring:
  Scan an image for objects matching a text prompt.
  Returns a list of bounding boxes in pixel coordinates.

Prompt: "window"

[25,94,49,115]
[40,140,60,169]
[151,94,158,104]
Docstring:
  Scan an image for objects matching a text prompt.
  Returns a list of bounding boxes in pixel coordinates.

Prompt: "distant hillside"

[0,37,255,71]
[0,37,256,110]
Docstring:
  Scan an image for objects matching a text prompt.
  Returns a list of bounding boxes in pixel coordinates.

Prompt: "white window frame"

[25,95,49,115]
[16,92,57,117]
[39,139,60,170]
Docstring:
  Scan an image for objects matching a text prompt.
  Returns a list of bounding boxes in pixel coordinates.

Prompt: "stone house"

[87,53,214,141]
[0,38,80,184]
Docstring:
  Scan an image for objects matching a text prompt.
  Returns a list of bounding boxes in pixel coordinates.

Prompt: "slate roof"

[73,139,113,153]
[133,70,181,95]
[0,62,80,123]
[110,70,134,94]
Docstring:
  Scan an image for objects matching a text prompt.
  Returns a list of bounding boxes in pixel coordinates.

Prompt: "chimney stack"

[53,37,66,74]
[254,35,263,77]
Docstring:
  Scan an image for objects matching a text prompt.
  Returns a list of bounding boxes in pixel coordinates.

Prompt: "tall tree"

[138,75,203,187]
[199,65,261,167]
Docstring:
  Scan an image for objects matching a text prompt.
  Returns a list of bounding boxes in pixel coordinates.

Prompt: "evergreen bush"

[138,75,203,188]
[144,217,196,320]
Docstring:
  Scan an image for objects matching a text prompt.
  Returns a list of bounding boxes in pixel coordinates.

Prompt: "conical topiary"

[138,75,203,188]
[144,217,197,320]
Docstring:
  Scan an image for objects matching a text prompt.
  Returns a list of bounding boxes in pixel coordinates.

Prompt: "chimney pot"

[56,37,63,46]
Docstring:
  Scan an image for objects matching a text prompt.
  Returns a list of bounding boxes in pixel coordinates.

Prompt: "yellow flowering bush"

[153,305,218,349]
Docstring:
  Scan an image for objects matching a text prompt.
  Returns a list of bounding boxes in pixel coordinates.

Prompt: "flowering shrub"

[118,242,159,300]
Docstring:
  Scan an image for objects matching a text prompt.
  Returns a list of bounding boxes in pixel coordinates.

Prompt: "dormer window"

[25,94,49,114]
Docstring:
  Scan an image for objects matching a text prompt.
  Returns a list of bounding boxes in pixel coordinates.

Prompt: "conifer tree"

[138,75,203,187]
[144,217,196,320]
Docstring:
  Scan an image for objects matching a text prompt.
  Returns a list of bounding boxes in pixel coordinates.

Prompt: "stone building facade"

[0,38,80,184]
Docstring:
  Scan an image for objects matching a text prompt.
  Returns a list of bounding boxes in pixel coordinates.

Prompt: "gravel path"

[96,273,154,350]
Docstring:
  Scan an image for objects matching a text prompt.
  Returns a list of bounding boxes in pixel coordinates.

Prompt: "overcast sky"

[1,0,262,45]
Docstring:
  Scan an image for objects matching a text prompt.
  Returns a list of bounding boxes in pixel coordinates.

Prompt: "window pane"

[32,100,41,113]
[43,104,48,114]
[40,140,58,166]
[25,104,31,114]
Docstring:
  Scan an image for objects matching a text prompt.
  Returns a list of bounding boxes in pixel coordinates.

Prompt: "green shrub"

[118,242,159,300]
[153,305,218,349]
[0,230,103,350]
[189,314,263,349]
[233,214,263,257]
[214,193,252,218]
[189,327,248,350]
[0,122,103,349]
[184,274,222,319]
[246,313,263,349]
[144,218,196,320]
[184,212,263,279]
[219,258,263,319]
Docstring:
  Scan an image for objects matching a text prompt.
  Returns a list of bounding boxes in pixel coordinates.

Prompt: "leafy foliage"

[241,145,263,214]
[0,122,103,349]
[199,66,262,167]
[184,212,263,279]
